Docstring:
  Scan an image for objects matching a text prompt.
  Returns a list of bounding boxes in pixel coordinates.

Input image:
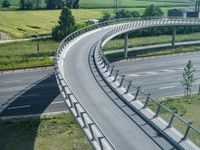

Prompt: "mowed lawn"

[0,39,58,69]
[0,7,183,38]
[0,0,191,8]
[80,0,191,8]
[0,9,103,38]
[0,114,92,150]
[148,95,200,147]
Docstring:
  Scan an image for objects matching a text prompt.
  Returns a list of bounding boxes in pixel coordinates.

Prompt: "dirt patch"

[0,32,12,40]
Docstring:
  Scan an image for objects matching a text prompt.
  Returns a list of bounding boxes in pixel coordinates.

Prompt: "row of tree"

[17,0,79,9]
[100,5,164,22]
[99,5,200,38]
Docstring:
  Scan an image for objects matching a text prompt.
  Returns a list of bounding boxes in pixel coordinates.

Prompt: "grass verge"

[105,44,200,61]
[0,39,58,69]
[104,32,200,51]
[0,7,186,38]
[0,113,92,150]
[147,95,200,147]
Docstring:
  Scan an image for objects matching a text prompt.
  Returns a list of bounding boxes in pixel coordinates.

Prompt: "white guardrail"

[55,17,200,150]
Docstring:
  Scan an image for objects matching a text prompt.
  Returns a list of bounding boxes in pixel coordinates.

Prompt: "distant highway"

[113,52,200,99]
[1,53,199,119]
[0,70,67,119]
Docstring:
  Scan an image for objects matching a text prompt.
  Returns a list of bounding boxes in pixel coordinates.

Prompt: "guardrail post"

[198,84,200,96]
[143,94,151,108]
[182,122,192,140]
[109,66,115,77]
[80,112,86,128]
[105,64,110,72]
[125,81,132,94]
[133,86,141,100]
[67,94,73,108]
[119,75,125,87]
[74,102,79,117]
[113,70,119,82]
[155,104,161,117]
[88,123,95,141]
[167,112,175,128]
[98,136,104,150]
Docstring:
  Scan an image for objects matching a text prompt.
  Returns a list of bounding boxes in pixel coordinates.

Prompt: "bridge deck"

[63,27,176,149]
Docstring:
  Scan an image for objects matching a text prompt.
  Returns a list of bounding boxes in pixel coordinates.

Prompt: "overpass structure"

[55,18,200,150]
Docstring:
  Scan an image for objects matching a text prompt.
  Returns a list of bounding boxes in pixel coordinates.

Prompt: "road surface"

[113,52,200,99]
[0,70,67,118]
[63,26,177,149]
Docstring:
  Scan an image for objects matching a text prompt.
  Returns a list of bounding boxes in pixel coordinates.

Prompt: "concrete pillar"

[172,27,176,47]
[124,32,129,58]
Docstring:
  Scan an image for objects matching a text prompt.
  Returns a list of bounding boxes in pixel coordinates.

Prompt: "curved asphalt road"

[63,27,174,149]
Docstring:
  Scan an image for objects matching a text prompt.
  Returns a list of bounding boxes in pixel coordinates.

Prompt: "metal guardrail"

[95,18,200,145]
[55,17,200,149]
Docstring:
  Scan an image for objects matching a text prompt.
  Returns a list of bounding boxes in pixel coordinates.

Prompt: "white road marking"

[192,82,200,85]
[159,86,175,90]
[176,67,183,70]
[161,69,175,73]
[8,105,30,110]
[4,80,24,83]
[20,93,40,98]
[128,74,140,77]
[0,86,25,93]
[145,72,159,75]
[52,101,64,104]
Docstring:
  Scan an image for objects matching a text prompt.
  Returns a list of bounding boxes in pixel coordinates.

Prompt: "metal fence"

[94,18,200,146]
[55,17,200,149]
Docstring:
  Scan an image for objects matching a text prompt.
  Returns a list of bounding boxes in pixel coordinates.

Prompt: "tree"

[65,0,79,8]
[35,0,41,9]
[100,11,112,22]
[19,0,35,9]
[115,9,140,19]
[181,60,195,98]
[26,0,35,9]
[2,0,10,7]
[19,0,25,9]
[45,0,57,9]
[73,0,79,8]
[144,5,164,17]
[52,7,76,40]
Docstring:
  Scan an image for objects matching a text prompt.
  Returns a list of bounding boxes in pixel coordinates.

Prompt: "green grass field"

[80,0,191,8]
[147,95,200,147]
[0,7,183,38]
[0,113,91,150]
[0,9,103,38]
[104,32,200,51]
[0,39,58,69]
[0,0,192,8]
[105,45,200,61]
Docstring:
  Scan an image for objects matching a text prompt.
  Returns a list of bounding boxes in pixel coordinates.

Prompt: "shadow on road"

[0,73,60,117]
[0,73,63,149]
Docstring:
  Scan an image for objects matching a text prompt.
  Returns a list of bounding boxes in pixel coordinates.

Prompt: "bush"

[144,5,164,17]
[19,0,35,9]
[52,7,76,41]
[2,0,10,8]
[115,9,140,19]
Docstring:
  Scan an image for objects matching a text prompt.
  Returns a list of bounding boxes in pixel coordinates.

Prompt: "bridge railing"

[55,17,200,149]
[95,18,200,147]
[55,17,168,150]
[55,65,115,150]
